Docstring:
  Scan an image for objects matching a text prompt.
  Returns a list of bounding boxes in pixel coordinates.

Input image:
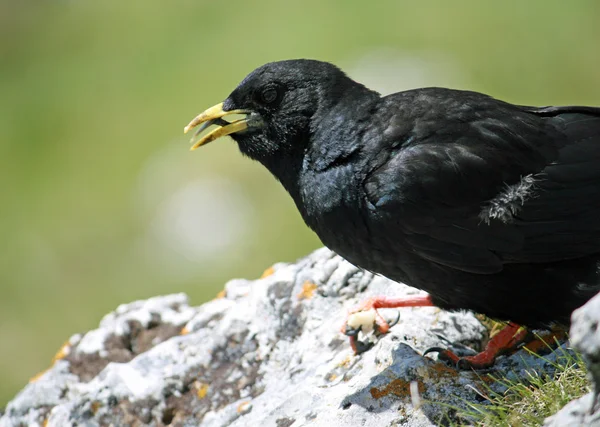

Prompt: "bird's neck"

[262,148,305,202]
[248,79,380,225]
[308,81,380,173]
[291,84,380,230]
[314,76,380,127]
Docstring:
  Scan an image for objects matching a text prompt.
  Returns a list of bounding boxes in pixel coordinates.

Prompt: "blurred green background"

[1,0,599,406]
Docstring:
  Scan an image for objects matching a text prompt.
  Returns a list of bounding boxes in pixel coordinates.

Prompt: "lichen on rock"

[0,248,586,427]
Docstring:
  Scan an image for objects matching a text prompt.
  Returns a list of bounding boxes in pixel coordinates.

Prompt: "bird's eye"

[259,85,280,105]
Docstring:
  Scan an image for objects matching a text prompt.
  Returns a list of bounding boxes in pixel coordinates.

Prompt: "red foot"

[425,322,528,369]
[342,294,434,354]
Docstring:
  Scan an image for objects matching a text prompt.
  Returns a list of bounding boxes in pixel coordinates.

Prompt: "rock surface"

[0,248,583,427]
[544,291,600,427]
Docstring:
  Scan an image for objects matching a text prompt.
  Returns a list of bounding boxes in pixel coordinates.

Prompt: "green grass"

[457,346,591,426]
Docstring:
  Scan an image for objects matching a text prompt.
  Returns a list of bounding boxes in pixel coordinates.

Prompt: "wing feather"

[364,92,600,273]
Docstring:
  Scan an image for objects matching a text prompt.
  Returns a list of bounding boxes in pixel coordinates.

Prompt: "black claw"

[344,325,361,337]
[386,310,401,328]
[423,346,446,357]
[354,339,374,354]
[456,358,472,370]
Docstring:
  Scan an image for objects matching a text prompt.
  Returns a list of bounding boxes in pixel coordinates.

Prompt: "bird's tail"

[551,107,600,306]
[553,106,600,143]
[536,106,600,182]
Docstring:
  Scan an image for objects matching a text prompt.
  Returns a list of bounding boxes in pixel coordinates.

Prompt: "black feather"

[211,59,600,327]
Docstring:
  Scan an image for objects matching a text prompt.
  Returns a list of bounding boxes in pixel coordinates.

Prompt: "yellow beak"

[184,102,251,150]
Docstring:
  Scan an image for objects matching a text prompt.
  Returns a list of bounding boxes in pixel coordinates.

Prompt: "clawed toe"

[422,346,447,357]
[349,335,375,354]
[341,294,432,354]
[423,346,490,370]
[423,346,461,366]
[343,324,361,337]
[343,308,400,354]
[386,310,400,329]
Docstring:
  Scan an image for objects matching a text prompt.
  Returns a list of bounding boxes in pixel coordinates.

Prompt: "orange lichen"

[260,266,275,278]
[196,382,209,399]
[29,368,49,383]
[52,341,71,364]
[91,400,102,414]
[325,372,338,382]
[370,378,426,399]
[338,356,352,368]
[297,281,318,300]
[479,374,496,385]
[427,362,459,379]
[237,401,251,413]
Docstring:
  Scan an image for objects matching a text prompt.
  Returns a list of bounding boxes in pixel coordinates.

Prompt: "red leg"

[358,295,435,310]
[342,294,434,353]
[342,294,564,368]
[520,326,568,354]
[426,322,528,369]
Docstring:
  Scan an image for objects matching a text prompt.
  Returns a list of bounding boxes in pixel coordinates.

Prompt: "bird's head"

[184,60,359,167]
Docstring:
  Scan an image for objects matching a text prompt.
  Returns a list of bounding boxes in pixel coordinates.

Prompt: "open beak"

[184,102,251,150]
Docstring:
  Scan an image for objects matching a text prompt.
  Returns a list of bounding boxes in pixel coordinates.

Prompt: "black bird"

[184,59,600,368]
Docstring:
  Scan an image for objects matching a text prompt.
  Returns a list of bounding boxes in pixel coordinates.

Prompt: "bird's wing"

[363,94,600,274]
[507,110,600,262]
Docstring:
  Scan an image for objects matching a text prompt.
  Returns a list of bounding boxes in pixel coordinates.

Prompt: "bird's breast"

[297,166,412,281]
[298,166,367,236]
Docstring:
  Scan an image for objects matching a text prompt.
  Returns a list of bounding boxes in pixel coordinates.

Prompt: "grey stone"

[544,291,600,427]
[544,393,600,427]
[0,248,578,427]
